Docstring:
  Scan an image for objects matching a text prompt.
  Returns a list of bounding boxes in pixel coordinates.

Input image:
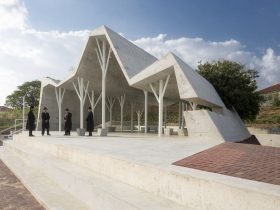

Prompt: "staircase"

[0,134,186,210]
[1,133,277,210]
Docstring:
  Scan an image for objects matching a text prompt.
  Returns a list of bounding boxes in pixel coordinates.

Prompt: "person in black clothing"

[41,106,50,136]
[26,106,35,137]
[64,108,72,136]
[86,107,94,136]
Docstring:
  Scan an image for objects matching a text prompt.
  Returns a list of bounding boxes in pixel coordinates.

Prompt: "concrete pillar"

[106,96,115,126]
[190,102,197,110]
[178,101,182,129]
[164,105,167,128]
[73,77,89,129]
[55,87,66,132]
[149,75,170,137]
[158,79,163,136]
[95,38,112,136]
[130,102,134,132]
[101,40,106,129]
[118,94,126,132]
[143,90,148,133]
[136,110,143,132]
[181,102,185,128]
[87,90,101,118]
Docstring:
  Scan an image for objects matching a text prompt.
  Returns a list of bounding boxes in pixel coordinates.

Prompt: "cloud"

[0,1,101,106]
[0,28,89,105]
[0,0,279,106]
[257,48,280,85]
[0,0,27,29]
[133,34,280,89]
[0,0,90,105]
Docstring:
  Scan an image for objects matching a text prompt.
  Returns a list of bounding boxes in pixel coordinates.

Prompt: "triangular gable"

[104,26,158,78]
[171,54,225,108]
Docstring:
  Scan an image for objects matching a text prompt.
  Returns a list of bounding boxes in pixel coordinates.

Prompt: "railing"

[14,119,27,133]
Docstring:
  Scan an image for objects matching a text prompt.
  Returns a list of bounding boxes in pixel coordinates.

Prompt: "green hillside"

[246,106,280,128]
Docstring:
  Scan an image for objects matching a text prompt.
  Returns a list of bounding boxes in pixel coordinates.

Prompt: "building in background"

[0,106,10,112]
[259,83,280,107]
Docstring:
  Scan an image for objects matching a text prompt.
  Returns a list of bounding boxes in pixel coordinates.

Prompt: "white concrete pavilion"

[37,25,250,141]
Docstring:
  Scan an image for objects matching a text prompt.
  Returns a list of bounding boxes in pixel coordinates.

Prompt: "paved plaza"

[173,142,280,185]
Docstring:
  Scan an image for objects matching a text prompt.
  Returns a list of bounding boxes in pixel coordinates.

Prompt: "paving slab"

[173,142,280,185]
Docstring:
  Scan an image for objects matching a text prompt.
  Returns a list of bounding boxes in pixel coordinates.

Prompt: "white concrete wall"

[254,134,280,147]
[247,126,280,135]
[184,109,250,142]
[38,85,59,131]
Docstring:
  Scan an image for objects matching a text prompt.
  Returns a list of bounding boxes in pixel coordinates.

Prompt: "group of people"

[26,106,95,137]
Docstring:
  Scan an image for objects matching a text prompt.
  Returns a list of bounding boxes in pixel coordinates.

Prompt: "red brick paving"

[0,160,45,210]
[173,143,280,185]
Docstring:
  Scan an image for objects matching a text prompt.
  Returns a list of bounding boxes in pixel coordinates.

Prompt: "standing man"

[86,107,94,136]
[64,108,72,136]
[26,105,35,137]
[41,106,50,136]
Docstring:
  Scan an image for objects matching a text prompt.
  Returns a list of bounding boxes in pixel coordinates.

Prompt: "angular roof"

[259,82,280,94]
[41,25,226,108]
[103,26,158,78]
[130,53,225,108]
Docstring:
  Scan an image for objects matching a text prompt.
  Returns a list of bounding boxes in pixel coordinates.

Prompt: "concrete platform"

[1,132,280,210]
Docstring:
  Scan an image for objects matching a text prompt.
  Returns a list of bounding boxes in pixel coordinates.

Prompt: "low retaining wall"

[247,126,280,147]
[247,126,280,134]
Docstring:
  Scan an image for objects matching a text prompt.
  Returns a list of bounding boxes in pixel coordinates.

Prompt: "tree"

[197,60,262,121]
[5,80,41,109]
[272,94,280,107]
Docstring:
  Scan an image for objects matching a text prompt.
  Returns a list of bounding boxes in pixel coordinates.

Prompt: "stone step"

[3,140,186,210]
[9,133,280,210]
[0,146,89,210]
[12,136,182,204]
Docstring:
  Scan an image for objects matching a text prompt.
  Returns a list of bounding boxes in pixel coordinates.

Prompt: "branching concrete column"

[190,102,197,110]
[55,87,66,132]
[73,77,89,129]
[87,90,101,117]
[136,110,143,132]
[106,96,115,126]
[130,102,135,132]
[143,90,148,133]
[181,102,185,128]
[149,75,170,137]
[185,102,188,127]
[164,105,167,128]
[178,101,182,129]
[95,38,112,135]
[118,94,126,132]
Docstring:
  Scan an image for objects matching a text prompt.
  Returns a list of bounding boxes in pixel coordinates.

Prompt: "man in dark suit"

[26,105,35,137]
[41,106,50,136]
[64,108,72,136]
[86,107,94,136]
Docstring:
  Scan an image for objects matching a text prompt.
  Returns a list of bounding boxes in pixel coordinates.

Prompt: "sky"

[0,0,280,105]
